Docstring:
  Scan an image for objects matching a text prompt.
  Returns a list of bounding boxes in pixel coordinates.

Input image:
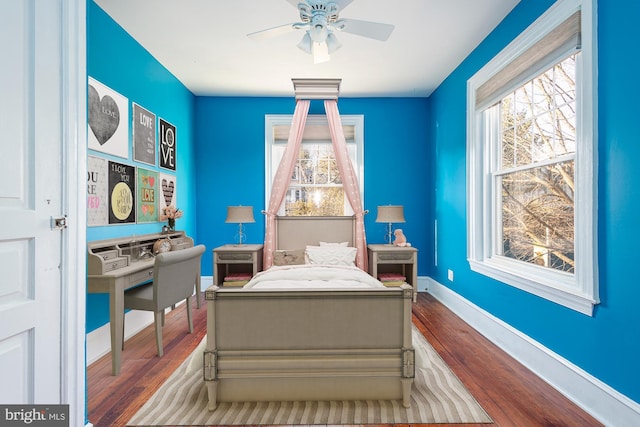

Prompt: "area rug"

[127,326,491,425]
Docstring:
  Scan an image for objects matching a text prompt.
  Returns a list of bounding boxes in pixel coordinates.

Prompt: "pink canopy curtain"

[325,100,368,271]
[263,99,310,269]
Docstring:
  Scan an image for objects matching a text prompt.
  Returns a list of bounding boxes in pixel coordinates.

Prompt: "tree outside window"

[496,55,576,273]
[286,144,345,216]
[266,115,364,217]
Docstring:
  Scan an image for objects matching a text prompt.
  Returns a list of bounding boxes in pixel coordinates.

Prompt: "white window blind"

[476,11,581,110]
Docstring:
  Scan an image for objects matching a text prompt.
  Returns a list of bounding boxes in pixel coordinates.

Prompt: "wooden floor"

[87,292,603,427]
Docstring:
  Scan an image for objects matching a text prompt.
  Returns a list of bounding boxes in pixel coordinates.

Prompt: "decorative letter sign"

[87,156,109,226]
[133,103,156,165]
[108,161,136,224]
[136,168,158,223]
[159,118,176,171]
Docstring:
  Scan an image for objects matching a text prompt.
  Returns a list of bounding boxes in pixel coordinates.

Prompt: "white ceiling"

[93,0,520,98]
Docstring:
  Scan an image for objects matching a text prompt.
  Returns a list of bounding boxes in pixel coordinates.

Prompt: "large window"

[497,54,577,273]
[265,114,364,216]
[467,0,598,315]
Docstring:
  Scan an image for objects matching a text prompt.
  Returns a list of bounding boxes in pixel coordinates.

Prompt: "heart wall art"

[136,168,158,223]
[88,77,129,159]
[159,172,177,211]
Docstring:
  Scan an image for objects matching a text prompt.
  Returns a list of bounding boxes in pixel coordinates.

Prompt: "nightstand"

[367,244,418,302]
[213,244,263,287]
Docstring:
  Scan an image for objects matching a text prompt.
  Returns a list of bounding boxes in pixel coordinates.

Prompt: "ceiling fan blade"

[334,0,355,11]
[247,23,301,41]
[334,18,394,41]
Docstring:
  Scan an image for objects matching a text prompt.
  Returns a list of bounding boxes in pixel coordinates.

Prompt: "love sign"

[159,118,176,171]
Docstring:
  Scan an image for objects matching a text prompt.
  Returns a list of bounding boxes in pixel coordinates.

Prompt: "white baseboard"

[201,275,214,290]
[426,278,640,427]
[416,275,429,293]
[86,310,155,365]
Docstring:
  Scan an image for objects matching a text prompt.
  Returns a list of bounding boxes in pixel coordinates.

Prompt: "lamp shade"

[375,205,405,223]
[225,206,255,224]
[297,32,312,53]
[326,32,342,54]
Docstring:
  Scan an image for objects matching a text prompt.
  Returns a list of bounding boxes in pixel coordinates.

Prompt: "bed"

[203,216,415,410]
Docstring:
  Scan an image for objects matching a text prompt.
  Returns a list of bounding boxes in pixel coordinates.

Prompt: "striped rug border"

[128,326,492,425]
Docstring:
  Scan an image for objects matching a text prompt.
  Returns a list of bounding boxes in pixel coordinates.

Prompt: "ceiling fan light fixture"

[312,41,330,64]
[297,32,313,53]
[326,32,341,54]
[249,0,393,64]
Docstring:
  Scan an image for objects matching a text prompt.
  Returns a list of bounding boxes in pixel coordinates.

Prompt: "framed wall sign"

[136,168,158,223]
[133,103,156,165]
[158,172,177,211]
[108,161,136,224]
[87,156,109,226]
[88,77,129,159]
[159,118,176,170]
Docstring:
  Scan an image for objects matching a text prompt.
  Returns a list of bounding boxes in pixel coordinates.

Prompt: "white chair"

[123,244,205,357]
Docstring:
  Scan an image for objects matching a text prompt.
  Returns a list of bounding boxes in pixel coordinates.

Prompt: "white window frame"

[265,114,364,216]
[466,0,598,315]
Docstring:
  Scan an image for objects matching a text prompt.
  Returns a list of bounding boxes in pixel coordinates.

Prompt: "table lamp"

[375,205,405,245]
[225,206,255,245]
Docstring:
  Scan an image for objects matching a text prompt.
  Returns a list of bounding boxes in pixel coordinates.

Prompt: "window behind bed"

[265,114,364,216]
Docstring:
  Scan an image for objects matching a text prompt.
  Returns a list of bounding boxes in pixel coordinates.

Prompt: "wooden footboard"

[203,284,414,410]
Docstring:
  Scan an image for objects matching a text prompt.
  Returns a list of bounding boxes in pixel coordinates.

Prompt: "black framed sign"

[108,161,136,224]
[159,118,176,171]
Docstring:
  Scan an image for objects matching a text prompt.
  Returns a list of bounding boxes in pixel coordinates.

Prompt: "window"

[497,54,577,273]
[265,114,364,216]
[467,0,598,315]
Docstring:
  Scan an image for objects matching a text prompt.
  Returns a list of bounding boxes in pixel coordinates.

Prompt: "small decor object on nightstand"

[393,229,411,247]
[223,272,252,287]
[378,272,406,286]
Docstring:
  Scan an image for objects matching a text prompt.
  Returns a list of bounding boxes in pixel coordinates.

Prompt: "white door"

[0,0,71,405]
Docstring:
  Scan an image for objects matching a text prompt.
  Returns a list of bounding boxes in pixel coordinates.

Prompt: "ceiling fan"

[248,0,394,64]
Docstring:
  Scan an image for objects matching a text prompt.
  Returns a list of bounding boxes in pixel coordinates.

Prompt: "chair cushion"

[124,282,157,312]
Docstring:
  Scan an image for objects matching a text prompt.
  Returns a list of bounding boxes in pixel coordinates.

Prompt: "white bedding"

[243,264,384,289]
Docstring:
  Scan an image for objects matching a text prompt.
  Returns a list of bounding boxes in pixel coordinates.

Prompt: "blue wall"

[86,2,197,332]
[86,0,639,407]
[429,0,639,403]
[194,97,431,277]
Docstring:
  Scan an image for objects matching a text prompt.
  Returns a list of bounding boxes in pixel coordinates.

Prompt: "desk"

[87,231,199,375]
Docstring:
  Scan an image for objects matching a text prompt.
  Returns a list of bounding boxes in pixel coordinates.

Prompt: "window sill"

[469,258,597,316]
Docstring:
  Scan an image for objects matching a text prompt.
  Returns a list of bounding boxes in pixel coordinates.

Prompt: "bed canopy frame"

[263,78,368,270]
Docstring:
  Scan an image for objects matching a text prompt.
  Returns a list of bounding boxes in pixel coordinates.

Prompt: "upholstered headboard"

[275,216,356,250]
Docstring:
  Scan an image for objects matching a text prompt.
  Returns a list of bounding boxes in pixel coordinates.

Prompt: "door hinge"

[51,215,68,230]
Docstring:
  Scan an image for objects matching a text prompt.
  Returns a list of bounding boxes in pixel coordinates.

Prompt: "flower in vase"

[159,205,183,230]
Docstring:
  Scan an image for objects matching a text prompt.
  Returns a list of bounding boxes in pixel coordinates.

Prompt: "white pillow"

[306,245,357,266]
[319,241,349,247]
